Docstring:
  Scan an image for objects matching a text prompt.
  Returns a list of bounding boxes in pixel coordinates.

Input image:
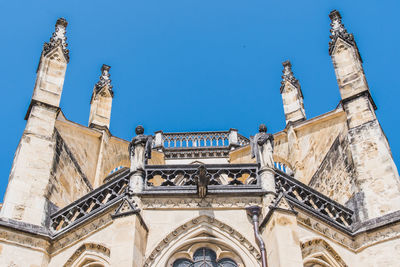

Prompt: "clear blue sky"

[1,1,399,200]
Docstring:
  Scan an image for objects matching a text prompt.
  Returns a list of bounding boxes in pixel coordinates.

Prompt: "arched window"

[173,247,238,267]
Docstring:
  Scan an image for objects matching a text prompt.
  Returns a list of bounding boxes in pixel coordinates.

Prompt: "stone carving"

[63,243,110,267]
[112,196,140,219]
[129,125,153,172]
[301,239,348,267]
[251,124,274,170]
[43,18,69,61]
[94,64,113,95]
[146,163,258,187]
[142,196,261,209]
[195,165,210,198]
[297,213,354,249]
[281,60,300,91]
[51,212,113,254]
[0,228,50,252]
[329,10,355,54]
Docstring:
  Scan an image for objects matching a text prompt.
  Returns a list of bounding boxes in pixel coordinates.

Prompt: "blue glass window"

[173,247,238,267]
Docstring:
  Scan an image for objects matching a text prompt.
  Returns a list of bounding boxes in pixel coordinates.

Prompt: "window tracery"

[173,247,238,267]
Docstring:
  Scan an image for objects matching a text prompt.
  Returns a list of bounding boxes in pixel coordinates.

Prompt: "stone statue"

[129,125,153,172]
[251,124,274,169]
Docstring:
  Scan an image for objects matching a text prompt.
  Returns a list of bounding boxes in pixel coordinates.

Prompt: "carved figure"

[251,124,274,169]
[129,125,153,172]
[195,165,210,198]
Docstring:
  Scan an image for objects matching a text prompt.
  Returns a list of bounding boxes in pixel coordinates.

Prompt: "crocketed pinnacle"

[329,10,355,55]
[94,64,114,96]
[280,60,300,93]
[43,18,69,62]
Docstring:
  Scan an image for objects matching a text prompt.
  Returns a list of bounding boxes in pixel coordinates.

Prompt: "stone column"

[153,130,164,151]
[129,171,145,194]
[228,128,239,150]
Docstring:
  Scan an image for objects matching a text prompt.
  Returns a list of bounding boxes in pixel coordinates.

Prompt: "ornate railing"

[145,164,259,187]
[153,130,250,150]
[275,170,353,230]
[50,168,130,234]
[50,164,354,235]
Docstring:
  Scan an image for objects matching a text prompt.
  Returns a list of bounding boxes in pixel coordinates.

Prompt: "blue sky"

[1,1,399,200]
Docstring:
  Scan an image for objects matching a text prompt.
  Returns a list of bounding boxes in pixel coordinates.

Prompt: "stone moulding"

[164,147,230,159]
[63,242,110,267]
[141,196,262,209]
[143,215,260,267]
[301,238,348,267]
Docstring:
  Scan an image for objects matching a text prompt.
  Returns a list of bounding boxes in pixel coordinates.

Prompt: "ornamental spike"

[280,60,300,93]
[43,18,69,61]
[328,10,355,55]
[94,64,114,96]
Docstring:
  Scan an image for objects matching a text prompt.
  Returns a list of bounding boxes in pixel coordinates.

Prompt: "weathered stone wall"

[229,145,255,164]
[230,109,348,185]
[55,118,101,186]
[98,136,130,183]
[89,93,113,128]
[48,130,92,208]
[309,131,354,205]
[0,104,59,226]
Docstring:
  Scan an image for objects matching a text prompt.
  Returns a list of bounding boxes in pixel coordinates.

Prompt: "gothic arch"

[63,243,110,267]
[301,239,348,267]
[144,215,261,267]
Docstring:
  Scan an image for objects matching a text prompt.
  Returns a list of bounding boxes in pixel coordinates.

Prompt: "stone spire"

[280,60,305,124]
[94,64,114,96]
[280,60,301,93]
[328,10,355,55]
[43,18,69,62]
[89,64,114,130]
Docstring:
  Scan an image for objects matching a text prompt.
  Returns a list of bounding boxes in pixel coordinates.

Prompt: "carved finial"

[280,60,300,93]
[43,18,69,61]
[329,10,355,54]
[94,64,114,96]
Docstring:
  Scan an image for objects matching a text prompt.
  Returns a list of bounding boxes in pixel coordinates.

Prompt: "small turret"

[89,64,114,129]
[280,60,305,125]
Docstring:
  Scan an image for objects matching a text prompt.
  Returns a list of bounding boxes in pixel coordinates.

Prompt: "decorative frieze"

[142,196,262,209]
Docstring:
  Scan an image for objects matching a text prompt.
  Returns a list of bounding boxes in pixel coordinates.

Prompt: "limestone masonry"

[1,10,400,267]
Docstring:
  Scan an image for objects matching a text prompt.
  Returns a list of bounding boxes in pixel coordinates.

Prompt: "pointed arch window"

[173,247,238,267]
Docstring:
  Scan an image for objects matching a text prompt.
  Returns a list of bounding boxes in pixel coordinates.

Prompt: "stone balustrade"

[50,164,354,234]
[153,130,249,150]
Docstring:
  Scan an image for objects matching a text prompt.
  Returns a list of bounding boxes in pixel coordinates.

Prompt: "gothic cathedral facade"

[1,10,400,267]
